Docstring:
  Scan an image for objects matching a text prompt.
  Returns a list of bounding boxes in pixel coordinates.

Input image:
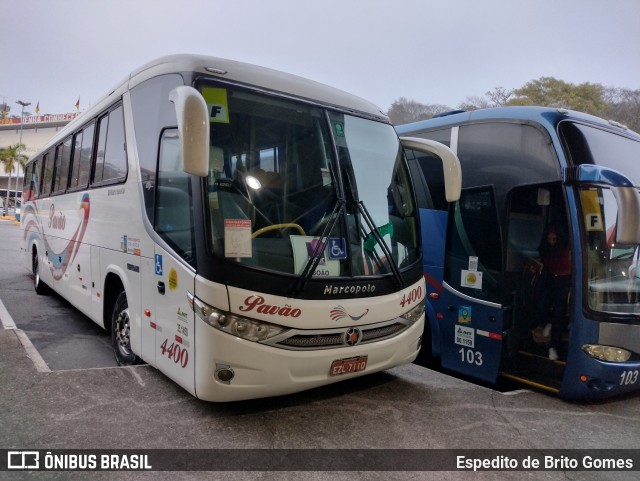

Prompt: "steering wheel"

[252,223,306,238]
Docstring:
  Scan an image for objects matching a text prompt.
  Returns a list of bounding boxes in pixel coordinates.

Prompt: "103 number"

[459,347,483,366]
[620,370,638,386]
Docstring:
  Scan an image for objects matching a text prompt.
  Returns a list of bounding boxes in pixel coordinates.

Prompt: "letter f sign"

[585,213,602,231]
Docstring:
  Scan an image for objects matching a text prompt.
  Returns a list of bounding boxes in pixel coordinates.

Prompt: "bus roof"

[31,54,388,159]
[396,106,640,140]
[130,54,388,118]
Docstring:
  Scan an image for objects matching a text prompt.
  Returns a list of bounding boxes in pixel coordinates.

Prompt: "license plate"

[329,356,368,376]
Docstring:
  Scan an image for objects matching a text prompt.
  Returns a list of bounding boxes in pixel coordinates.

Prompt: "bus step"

[500,349,565,393]
[500,372,560,394]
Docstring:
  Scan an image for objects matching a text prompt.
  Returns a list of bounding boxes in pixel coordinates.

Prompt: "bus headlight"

[192,297,287,342]
[401,298,426,323]
[583,344,632,362]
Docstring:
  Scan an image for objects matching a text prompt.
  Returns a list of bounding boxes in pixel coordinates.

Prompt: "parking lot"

[1,220,639,480]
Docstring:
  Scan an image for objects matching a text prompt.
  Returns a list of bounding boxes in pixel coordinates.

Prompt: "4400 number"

[400,286,423,309]
[160,339,189,368]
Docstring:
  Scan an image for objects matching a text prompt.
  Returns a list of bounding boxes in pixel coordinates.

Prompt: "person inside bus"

[531,225,572,361]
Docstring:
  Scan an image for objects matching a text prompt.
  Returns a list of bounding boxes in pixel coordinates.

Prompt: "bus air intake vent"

[266,319,411,351]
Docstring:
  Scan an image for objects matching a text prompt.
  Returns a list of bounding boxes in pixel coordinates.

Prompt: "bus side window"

[93,104,127,185]
[22,163,32,201]
[155,129,195,264]
[53,137,72,194]
[32,158,41,200]
[40,151,54,198]
[68,123,95,190]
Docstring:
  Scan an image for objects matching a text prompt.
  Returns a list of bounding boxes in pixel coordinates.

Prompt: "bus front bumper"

[193,316,424,402]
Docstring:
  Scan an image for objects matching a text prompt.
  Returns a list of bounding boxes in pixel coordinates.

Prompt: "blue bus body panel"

[420,208,448,357]
[561,317,640,399]
[420,207,503,383]
[439,288,503,384]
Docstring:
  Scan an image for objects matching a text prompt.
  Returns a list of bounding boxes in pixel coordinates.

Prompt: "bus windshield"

[202,86,418,278]
[561,122,640,315]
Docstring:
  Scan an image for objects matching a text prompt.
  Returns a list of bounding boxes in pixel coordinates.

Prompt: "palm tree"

[0,143,27,216]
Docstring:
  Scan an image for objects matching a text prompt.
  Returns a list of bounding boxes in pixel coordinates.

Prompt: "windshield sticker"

[581,190,603,231]
[461,269,483,289]
[468,256,478,271]
[291,236,340,277]
[327,238,347,260]
[458,306,472,324]
[224,219,252,257]
[201,87,230,124]
[333,121,345,137]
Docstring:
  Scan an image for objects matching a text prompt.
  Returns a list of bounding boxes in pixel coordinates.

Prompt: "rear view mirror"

[612,186,640,244]
[169,86,210,177]
[400,137,462,202]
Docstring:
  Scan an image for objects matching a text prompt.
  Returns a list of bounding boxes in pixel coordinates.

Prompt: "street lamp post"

[4,100,30,216]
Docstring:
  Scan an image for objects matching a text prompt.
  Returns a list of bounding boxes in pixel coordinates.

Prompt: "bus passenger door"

[401,137,461,361]
[404,148,450,360]
[439,186,504,384]
[150,129,197,395]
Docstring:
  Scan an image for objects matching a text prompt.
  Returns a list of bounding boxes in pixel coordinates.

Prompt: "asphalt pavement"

[1,220,639,481]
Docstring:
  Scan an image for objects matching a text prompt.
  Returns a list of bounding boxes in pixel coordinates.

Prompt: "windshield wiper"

[291,199,346,295]
[356,201,404,289]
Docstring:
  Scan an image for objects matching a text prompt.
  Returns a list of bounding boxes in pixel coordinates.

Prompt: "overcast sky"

[2,0,639,117]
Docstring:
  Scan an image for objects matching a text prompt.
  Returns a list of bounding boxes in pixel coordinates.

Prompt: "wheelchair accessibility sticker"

[155,254,163,276]
[328,238,347,260]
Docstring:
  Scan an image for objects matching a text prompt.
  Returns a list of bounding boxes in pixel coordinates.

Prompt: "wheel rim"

[115,308,132,356]
[33,256,40,285]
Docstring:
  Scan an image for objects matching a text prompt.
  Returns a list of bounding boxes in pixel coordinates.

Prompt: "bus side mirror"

[169,86,210,177]
[400,136,462,202]
[612,186,640,244]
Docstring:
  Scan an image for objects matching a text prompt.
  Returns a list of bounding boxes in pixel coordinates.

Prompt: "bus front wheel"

[111,289,141,366]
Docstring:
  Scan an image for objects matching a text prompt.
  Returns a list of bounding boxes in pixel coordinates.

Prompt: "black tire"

[33,250,49,295]
[111,289,141,366]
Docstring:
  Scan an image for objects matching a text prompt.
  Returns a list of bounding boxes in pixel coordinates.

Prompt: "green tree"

[0,143,27,215]
[458,87,514,111]
[387,97,452,125]
[507,77,608,115]
[388,77,639,133]
[603,87,640,133]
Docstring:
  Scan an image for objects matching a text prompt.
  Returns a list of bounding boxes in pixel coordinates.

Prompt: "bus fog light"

[215,364,235,383]
[583,344,632,362]
[401,298,426,323]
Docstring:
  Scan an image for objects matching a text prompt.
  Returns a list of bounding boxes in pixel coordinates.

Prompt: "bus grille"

[267,320,411,350]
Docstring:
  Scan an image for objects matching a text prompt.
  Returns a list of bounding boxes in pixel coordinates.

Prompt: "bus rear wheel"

[111,289,141,366]
[32,250,49,295]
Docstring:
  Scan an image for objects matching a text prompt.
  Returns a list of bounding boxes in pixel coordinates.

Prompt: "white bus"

[21,55,460,401]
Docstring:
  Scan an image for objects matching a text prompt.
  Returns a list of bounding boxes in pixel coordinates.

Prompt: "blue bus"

[397,107,640,400]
